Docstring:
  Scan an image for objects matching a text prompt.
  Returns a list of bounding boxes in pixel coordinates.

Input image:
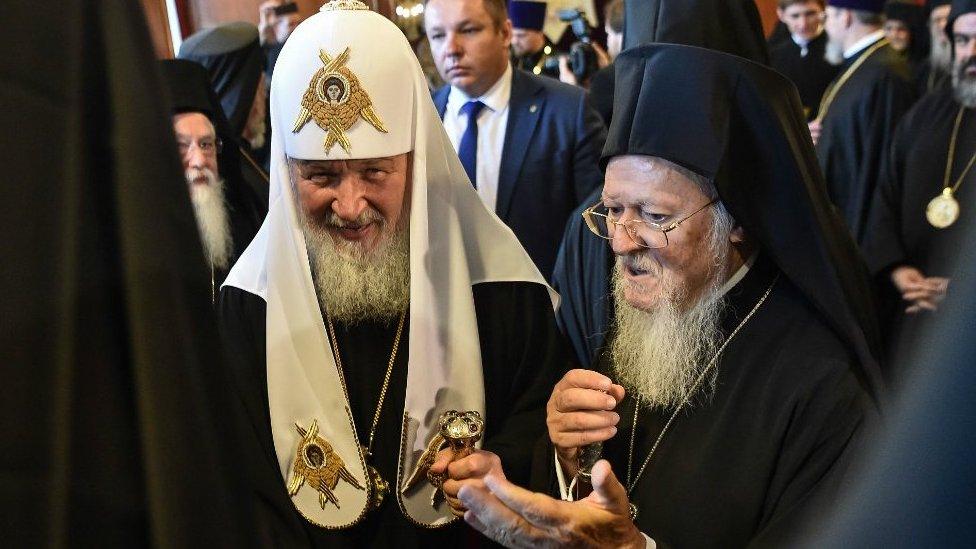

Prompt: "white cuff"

[554,449,578,501]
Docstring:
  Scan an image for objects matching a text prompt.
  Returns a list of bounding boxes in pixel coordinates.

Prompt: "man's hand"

[891,265,950,313]
[808,120,822,145]
[459,460,645,549]
[429,448,504,517]
[557,56,579,86]
[547,369,624,477]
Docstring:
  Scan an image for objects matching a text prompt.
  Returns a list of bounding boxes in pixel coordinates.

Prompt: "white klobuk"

[223,0,556,529]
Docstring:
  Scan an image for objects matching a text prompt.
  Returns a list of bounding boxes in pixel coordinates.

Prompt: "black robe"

[218,281,566,547]
[769,33,839,120]
[537,256,878,547]
[1,0,257,544]
[862,88,974,385]
[816,39,916,244]
[912,59,952,97]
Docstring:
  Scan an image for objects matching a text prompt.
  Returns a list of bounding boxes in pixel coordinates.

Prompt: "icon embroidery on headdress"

[293,47,388,154]
[288,419,365,510]
[320,0,370,11]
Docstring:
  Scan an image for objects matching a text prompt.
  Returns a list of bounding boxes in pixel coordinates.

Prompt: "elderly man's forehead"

[603,155,714,200]
[289,156,401,170]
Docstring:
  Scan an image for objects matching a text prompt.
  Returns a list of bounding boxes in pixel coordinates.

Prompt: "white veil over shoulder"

[223,0,556,529]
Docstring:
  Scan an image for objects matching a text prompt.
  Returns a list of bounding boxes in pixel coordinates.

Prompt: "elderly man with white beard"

[160,59,266,299]
[454,44,885,548]
[217,2,565,546]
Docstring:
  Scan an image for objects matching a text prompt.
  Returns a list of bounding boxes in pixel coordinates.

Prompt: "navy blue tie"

[458,100,486,188]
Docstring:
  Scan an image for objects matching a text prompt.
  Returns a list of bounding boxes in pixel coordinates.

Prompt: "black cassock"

[862,88,975,383]
[816,40,916,244]
[218,281,566,547]
[540,256,877,548]
[769,33,839,120]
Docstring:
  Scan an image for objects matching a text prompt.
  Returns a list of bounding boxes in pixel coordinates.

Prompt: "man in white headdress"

[218,1,565,546]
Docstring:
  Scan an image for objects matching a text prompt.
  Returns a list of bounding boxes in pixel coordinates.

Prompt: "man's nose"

[443,32,462,58]
[610,224,643,256]
[186,148,207,170]
[331,181,368,220]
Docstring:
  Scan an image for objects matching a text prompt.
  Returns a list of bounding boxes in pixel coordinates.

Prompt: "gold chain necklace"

[814,38,889,123]
[927,106,976,228]
[623,276,778,521]
[325,310,407,511]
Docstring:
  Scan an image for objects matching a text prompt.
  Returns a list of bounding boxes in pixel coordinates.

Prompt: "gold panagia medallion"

[293,47,388,154]
[288,420,365,510]
[927,187,960,229]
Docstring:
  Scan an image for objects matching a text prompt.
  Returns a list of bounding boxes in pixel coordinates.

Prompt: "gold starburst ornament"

[293,47,388,154]
[288,419,365,510]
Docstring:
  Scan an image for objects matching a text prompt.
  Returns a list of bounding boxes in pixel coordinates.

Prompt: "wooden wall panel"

[186,0,394,33]
[141,0,175,58]
[754,0,781,38]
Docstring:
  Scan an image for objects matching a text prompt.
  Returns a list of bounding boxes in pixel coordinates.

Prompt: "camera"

[552,8,599,83]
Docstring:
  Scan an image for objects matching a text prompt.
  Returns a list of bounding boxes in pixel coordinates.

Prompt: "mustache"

[620,251,662,276]
[324,208,384,230]
[185,167,217,184]
[958,58,976,76]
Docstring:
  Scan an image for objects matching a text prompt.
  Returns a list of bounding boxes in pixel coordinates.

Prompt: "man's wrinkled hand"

[428,448,504,517]
[546,369,624,477]
[459,460,645,549]
[892,265,949,313]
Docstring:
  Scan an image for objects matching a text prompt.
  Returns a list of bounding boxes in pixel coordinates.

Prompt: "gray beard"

[187,168,234,270]
[301,209,410,325]
[953,63,976,108]
[931,36,952,72]
[608,264,728,411]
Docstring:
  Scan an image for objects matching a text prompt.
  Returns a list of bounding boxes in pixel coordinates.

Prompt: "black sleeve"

[862,112,912,278]
[750,365,878,547]
[474,282,570,487]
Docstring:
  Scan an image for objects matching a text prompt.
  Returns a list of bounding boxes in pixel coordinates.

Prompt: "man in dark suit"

[425,0,606,278]
[769,0,840,119]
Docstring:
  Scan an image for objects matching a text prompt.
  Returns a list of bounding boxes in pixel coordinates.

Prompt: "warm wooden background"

[142,0,782,58]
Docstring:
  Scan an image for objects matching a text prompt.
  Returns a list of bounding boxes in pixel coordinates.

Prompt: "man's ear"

[777,8,786,23]
[729,225,747,244]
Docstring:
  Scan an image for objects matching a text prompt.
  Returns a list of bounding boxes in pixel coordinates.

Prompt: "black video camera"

[556,8,598,83]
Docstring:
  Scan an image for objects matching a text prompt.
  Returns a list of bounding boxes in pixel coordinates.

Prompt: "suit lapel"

[498,69,545,219]
[433,85,450,119]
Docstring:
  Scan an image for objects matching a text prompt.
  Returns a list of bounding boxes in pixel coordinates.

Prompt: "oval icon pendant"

[927,188,960,229]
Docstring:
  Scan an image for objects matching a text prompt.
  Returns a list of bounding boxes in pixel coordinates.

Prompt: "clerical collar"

[447,62,512,115]
[718,250,758,297]
[791,29,822,57]
[844,29,885,60]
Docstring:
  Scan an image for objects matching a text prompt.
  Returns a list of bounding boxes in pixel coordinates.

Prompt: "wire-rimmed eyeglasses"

[581,198,718,249]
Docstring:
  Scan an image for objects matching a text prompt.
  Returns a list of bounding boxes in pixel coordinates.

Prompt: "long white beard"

[301,208,410,324]
[931,34,952,72]
[825,37,845,66]
[953,60,976,108]
[187,168,234,270]
[608,207,734,411]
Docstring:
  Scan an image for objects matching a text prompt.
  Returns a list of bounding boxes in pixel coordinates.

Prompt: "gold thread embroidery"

[288,419,366,510]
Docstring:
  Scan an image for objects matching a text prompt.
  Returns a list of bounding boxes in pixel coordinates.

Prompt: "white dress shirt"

[442,63,512,212]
